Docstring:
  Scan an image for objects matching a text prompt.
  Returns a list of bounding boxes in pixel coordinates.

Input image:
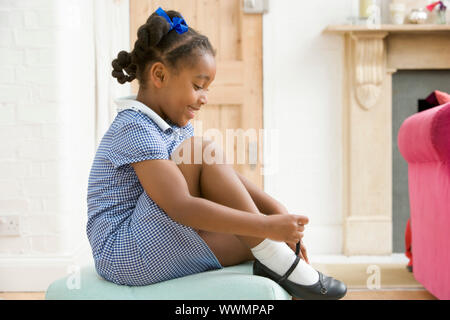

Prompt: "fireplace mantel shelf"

[325,24,450,33]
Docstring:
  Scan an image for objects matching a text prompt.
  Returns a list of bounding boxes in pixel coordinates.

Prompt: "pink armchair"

[398,101,450,300]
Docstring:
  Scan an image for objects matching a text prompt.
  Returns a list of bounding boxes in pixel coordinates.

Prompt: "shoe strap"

[277,241,301,284]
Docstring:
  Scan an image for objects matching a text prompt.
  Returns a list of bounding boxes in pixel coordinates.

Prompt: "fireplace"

[325,24,450,255]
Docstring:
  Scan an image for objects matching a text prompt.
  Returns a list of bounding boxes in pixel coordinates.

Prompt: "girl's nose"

[199,93,208,106]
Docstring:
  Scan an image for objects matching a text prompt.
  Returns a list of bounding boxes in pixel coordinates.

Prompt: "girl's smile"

[187,106,199,119]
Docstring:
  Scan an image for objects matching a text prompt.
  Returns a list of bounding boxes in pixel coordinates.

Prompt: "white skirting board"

[310,253,409,265]
[0,243,93,292]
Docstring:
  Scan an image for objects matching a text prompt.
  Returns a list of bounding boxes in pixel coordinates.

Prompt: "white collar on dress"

[114,95,172,132]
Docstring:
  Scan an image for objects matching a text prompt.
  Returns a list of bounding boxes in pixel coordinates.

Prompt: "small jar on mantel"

[408,8,428,24]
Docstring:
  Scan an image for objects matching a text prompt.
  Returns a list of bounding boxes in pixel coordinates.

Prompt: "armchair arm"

[398,102,450,163]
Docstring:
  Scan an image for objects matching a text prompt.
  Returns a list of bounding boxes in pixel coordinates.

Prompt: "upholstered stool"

[45,261,291,300]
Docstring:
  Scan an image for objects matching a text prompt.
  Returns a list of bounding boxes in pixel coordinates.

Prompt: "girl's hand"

[263,214,309,246]
[287,241,310,264]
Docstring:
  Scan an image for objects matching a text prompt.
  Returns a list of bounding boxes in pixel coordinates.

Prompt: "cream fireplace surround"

[325,24,450,255]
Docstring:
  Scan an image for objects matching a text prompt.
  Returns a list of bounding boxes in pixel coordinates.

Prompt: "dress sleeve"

[107,120,169,169]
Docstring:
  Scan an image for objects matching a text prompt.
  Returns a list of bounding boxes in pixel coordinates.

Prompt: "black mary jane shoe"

[253,242,347,300]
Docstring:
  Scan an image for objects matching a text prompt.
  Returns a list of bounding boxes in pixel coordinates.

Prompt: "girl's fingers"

[299,250,306,261]
[301,243,309,264]
[287,242,296,252]
[295,215,309,225]
[287,241,308,263]
[287,241,297,248]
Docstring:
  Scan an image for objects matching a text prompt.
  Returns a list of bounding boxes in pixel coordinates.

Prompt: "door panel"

[130,0,263,188]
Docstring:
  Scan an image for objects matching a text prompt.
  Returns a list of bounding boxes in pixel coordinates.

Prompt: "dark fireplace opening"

[392,69,450,253]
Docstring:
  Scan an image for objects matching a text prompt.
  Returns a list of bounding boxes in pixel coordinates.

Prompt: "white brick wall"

[0,0,95,259]
[0,0,130,291]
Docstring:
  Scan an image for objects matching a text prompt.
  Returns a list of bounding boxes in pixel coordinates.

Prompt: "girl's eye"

[193,84,209,92]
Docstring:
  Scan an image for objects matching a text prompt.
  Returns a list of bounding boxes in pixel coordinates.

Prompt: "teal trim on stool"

[45,261,291,300]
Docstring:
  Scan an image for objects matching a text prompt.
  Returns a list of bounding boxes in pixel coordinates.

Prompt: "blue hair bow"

[155,7,189,34]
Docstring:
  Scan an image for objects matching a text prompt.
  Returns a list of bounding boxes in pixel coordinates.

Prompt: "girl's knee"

[202,139,227,165]
[171,136,227,165]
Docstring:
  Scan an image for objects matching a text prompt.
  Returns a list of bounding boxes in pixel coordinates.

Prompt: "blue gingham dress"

[86,95,222,286]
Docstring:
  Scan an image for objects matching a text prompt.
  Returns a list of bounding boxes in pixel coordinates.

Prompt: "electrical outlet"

[0,216,20,236]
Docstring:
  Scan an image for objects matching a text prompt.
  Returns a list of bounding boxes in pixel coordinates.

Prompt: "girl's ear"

[149,62,167,89]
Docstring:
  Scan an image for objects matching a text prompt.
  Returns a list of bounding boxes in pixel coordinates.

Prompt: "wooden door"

[130,0,263,188]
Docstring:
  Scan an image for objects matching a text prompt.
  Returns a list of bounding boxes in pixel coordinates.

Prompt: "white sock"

[250,239,319,285]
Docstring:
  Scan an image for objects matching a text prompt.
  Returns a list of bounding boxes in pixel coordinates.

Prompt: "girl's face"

[162,53,216,127]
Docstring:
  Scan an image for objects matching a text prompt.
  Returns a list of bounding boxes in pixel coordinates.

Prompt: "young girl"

[87,7,347,300]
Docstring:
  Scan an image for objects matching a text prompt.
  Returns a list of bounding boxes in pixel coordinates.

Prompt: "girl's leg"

[171,137,262,266]
[172,137,347,300]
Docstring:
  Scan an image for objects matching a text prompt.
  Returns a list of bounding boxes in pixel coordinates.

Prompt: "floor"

[343,289,436,300]
[0,289,437,300]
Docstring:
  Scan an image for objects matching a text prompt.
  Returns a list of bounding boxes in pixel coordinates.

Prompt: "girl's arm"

[234,171,289,216]
[180,196,268,236]
[132,159,306,244]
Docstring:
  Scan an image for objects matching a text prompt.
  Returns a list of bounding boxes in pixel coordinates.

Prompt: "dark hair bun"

[111,50,136,84]
[112,8,215,88]
[137,16,171,49]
